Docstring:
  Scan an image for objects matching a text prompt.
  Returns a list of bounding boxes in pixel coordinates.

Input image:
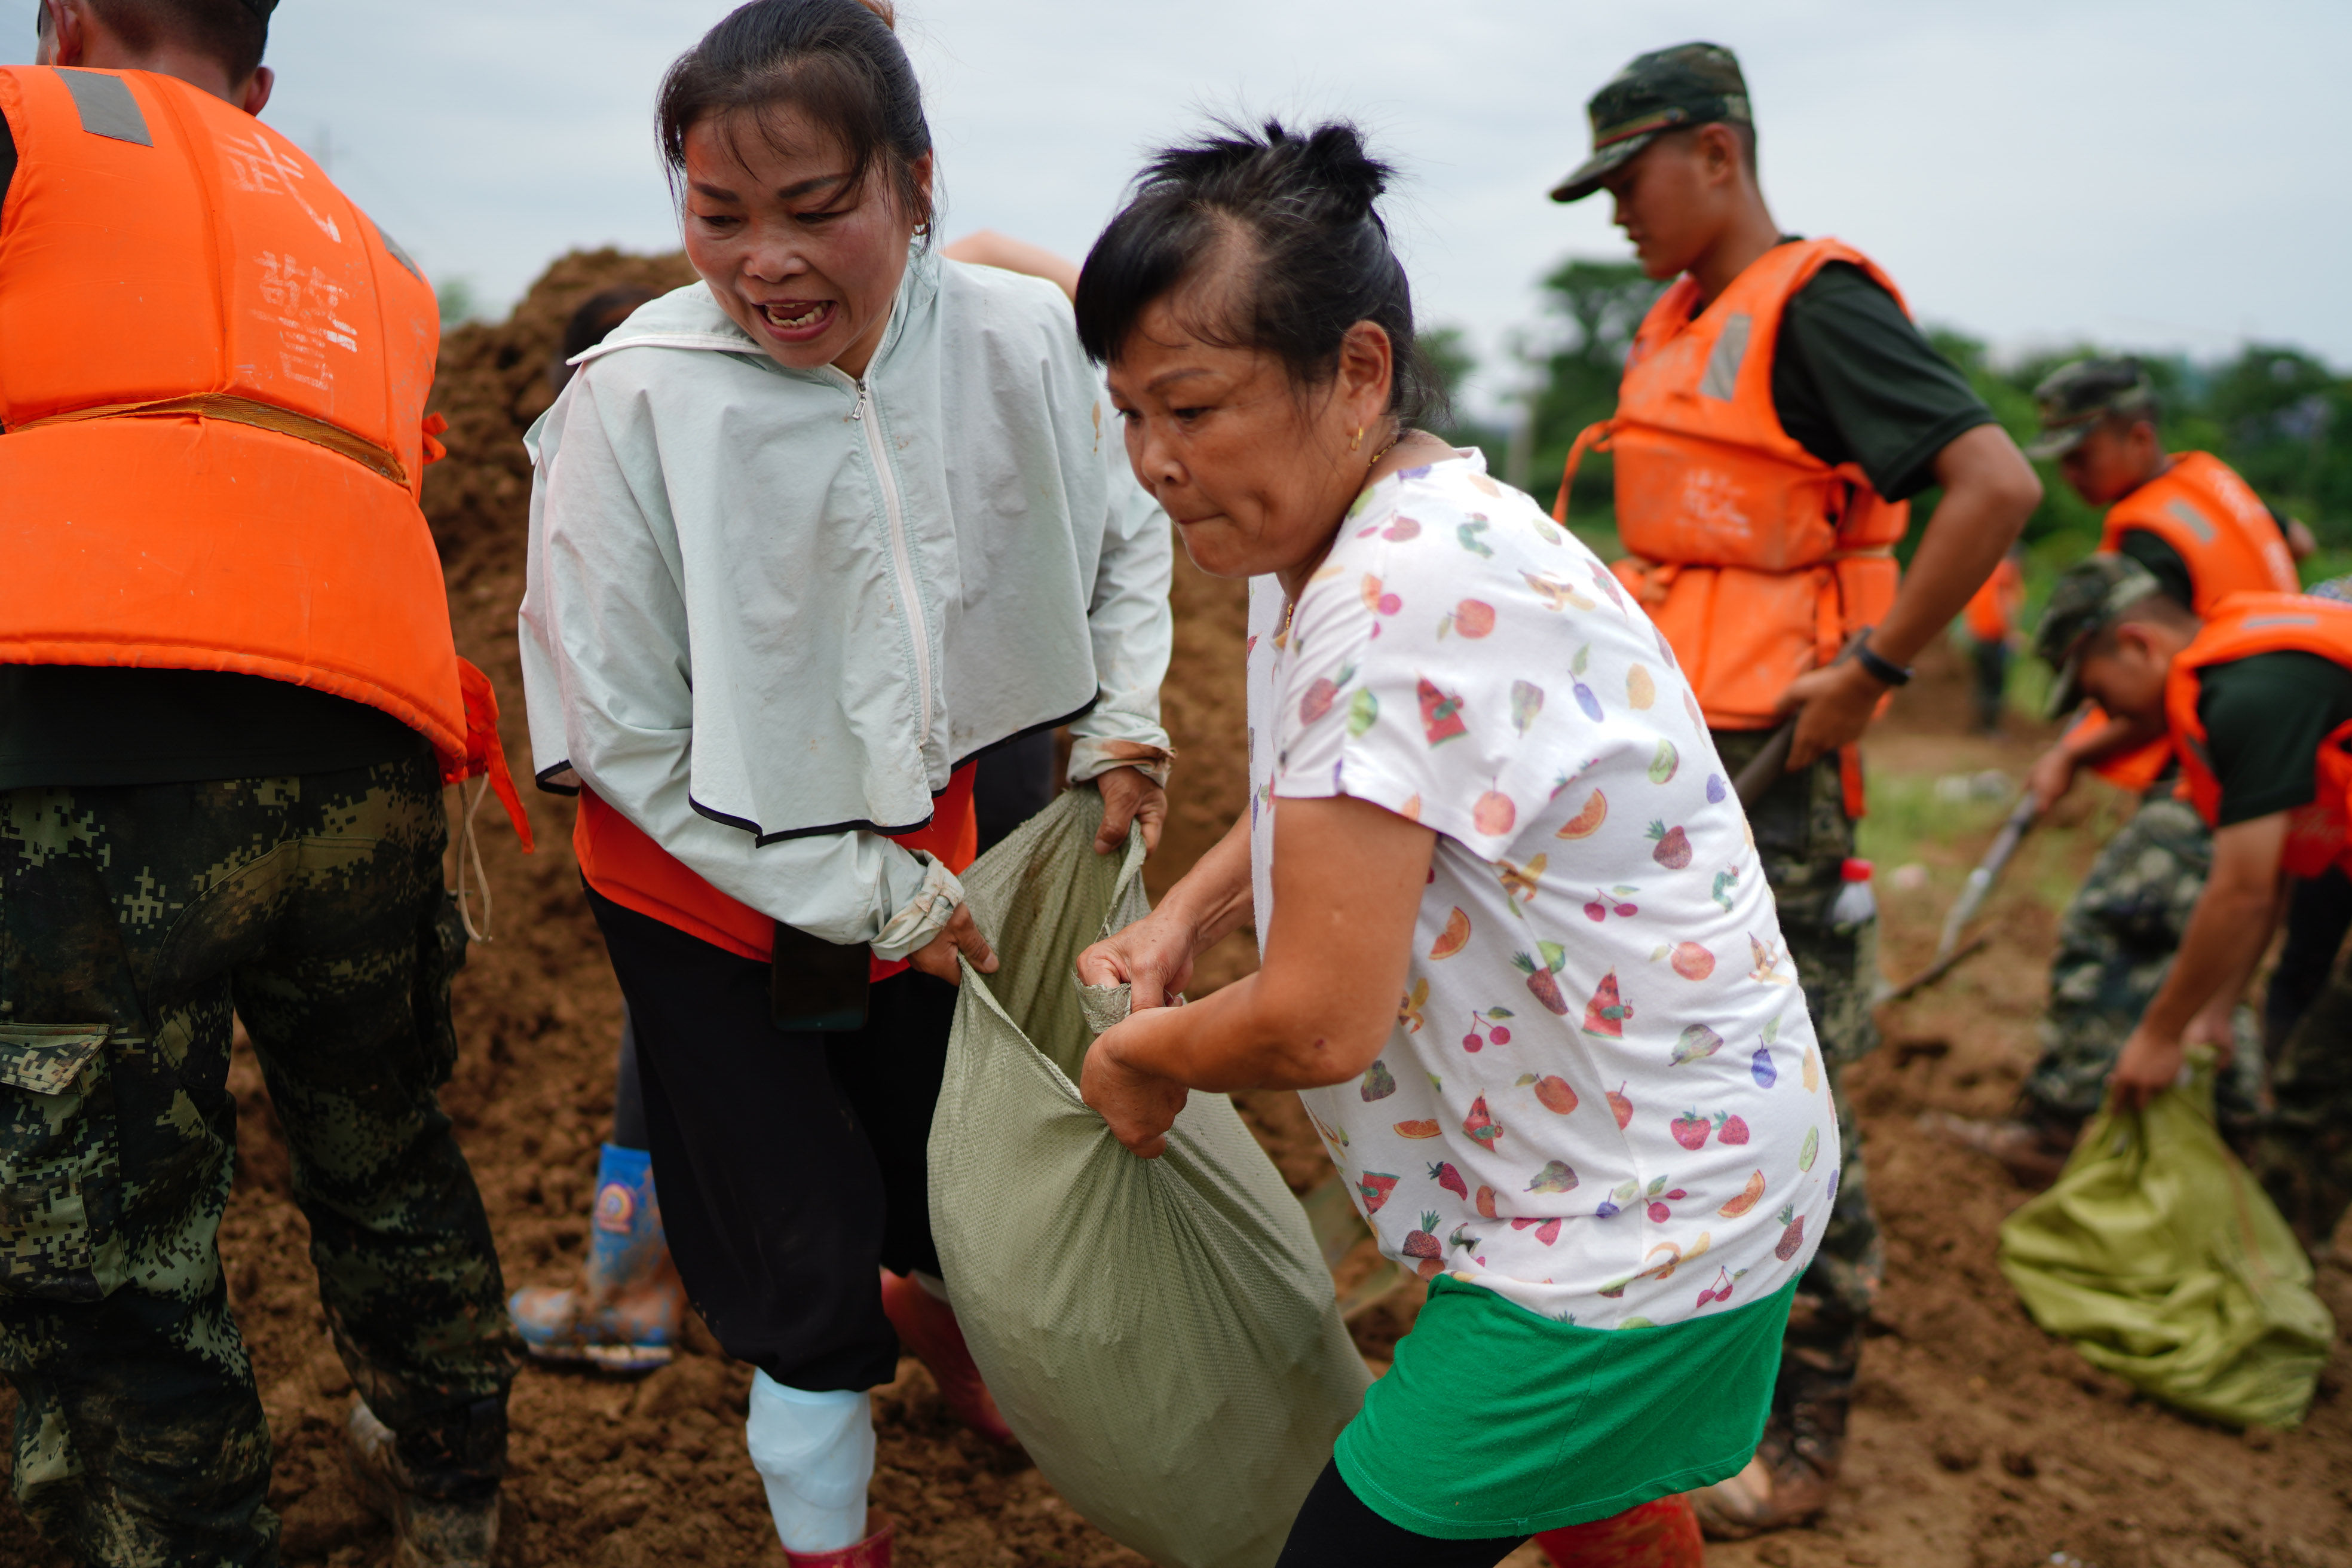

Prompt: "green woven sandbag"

[929,788,1368,1568]
[1998,1062,2334,1428]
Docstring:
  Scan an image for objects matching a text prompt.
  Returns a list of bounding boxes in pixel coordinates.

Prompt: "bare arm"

[939,229,1080,304]
[2028,709,2170,810]
[1781,423,2042,767]
[1079,796,1435,1157]
[1076,809,1254,1009]
[2110,812,2289,1110]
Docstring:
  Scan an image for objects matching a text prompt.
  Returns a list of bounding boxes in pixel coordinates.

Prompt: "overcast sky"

[7,1,2346,414]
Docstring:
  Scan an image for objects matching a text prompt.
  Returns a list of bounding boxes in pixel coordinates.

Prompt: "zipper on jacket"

[852,379,934,744]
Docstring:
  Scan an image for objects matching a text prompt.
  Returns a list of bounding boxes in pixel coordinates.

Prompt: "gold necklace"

[1276,429,1417,641]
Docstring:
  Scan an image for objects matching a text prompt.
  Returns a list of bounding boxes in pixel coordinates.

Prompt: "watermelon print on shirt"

[1243,449,1838,1329]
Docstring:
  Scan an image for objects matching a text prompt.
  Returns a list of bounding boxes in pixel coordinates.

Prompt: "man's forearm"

[1869,424,2039,667]
[2142,881,2279,1041]
[2065,711,2166,768]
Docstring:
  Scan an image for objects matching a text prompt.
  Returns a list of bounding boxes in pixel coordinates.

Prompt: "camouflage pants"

[1712,732,1882,1435]
[0,748,514,1567]
[2253,945,2352,1253]
[2021,794,2265,1134]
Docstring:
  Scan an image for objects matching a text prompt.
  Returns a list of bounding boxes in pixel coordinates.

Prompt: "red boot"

[783,1508,893,1568]
[878,1271,1018,1446]
[1533,1495,1703,1567]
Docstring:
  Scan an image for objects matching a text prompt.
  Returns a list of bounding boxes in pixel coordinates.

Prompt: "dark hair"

[654,0,933,237]
[1074,119,1440,425]
[66,1,269,82]
[551,286,663,394]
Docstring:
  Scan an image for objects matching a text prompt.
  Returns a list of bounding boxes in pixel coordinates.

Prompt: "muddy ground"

[3,254,2347,1568]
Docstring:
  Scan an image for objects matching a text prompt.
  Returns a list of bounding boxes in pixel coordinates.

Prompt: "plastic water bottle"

[1831,858,1876,932]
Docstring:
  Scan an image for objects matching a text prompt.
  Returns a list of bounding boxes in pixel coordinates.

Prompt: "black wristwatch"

[1853,640,1913,688]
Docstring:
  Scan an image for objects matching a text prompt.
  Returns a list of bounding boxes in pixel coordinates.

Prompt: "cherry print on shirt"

[1463,1007,1514,1052]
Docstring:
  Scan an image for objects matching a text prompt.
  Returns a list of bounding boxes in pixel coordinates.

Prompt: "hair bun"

[1284,121,1389,222]
[850,0,897,28]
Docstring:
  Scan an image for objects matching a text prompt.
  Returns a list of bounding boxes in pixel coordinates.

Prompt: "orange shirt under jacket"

[575,765,979,981]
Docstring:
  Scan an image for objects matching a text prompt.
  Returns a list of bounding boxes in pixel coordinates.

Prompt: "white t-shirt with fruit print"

[1243,448,1838,1329]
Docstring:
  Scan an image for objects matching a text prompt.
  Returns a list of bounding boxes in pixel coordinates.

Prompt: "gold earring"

[1349,427,1364,452]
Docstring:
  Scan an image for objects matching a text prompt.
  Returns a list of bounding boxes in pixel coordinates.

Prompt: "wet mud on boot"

[509,1143,684,1372]
[1689,1361,1849,1540]
[346,1401,501,1568]
[878,1270,1018,1446]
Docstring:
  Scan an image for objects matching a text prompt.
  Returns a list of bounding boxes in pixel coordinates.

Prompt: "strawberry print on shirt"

[1244,449,1838,1328]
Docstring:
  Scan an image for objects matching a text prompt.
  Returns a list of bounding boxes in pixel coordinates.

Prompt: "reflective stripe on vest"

[0,66,527,845]
[2099,452,2299,611]
[2164,592,2352,878]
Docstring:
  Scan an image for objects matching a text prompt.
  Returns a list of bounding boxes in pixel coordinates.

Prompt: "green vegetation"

[1429,253,2352,621]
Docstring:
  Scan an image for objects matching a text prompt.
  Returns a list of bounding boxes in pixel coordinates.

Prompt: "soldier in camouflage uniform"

[1546,42,2041,1538]
[2,5,516,1564]
[1936,361,2307,1185]
[0,754,515,1567]
[2021,796,2266,1134]
[1711,731,1884,1509]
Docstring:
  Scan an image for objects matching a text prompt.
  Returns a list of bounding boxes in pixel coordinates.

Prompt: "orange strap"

[12,394,412,485]
[1552,420,1614,525]
[451,658,533,851]
[577,765,980,978]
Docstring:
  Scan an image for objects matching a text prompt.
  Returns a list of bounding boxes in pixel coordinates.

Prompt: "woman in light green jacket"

[517,4,1171,1560]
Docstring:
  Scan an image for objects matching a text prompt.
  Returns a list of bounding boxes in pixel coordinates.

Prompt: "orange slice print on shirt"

[1429,907,1472,958]
[1393,1119,1443,1139]
[1557,789,1606,839]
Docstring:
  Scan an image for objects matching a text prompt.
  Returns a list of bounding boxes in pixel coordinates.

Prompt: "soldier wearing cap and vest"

[1547,41,2042,1538]
[2034,555,2352,1252]
[1938,360,2310,1186]
[0,4,525,1565]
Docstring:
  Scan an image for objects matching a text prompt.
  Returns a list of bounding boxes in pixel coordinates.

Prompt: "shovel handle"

[1732,722,1797,811]
[1729,630,1876,813]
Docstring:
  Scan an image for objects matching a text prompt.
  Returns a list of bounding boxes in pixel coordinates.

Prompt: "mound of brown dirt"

[422,247,698,568]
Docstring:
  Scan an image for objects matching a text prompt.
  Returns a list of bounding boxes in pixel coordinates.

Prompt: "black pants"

[2266,866,2352,1051]
[605,736,1051,1156]
[1275,1462,1526,1568]
[585,886,958,1391]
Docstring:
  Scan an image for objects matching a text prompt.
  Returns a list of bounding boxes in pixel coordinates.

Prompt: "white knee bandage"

[745,1373,875,1553]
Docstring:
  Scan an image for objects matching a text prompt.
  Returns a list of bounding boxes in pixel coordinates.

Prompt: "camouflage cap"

[2025,357,2157,460]
[2033,555,2164,717]
[1549,42,1751,204]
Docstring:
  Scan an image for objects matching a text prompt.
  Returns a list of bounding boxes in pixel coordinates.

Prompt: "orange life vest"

[1962,555,2022,644]
[0,66,526,843]
[2165,592,2352,878]
[2074,453,2301,794]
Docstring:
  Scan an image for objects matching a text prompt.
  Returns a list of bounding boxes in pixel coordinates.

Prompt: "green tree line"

[1428,258,2352,584]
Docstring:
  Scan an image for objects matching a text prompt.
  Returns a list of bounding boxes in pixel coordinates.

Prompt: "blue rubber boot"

[509,1144,684,1373]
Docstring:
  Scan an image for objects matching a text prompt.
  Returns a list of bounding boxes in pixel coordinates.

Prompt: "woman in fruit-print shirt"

[1072,121,1837,1565]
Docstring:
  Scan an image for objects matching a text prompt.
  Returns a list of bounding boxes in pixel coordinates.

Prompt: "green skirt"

[1335,1274,1796,1538]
